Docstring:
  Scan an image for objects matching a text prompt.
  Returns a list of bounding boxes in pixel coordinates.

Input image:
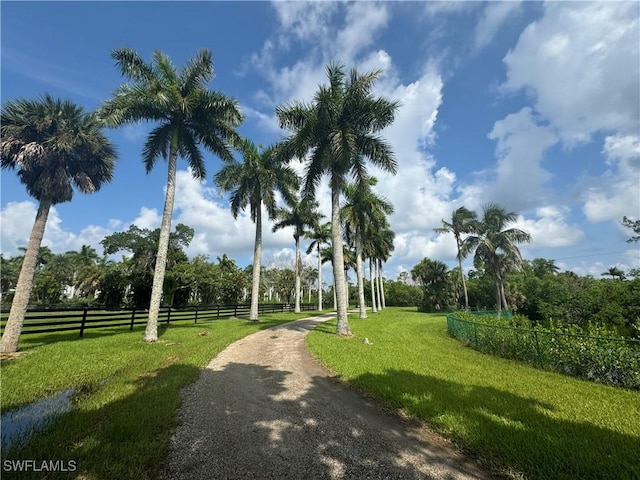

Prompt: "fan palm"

[272,196,321,313]
[305,221,331,310]
[215,139,299,320]
[0,95,116,353]
[462,203,532,316]
[434,206,478,309]
[99,47,242,342]
[342,177,394,318]
[276,62,398,335]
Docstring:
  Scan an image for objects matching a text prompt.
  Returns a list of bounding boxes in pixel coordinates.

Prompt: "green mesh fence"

[446,313,640,390]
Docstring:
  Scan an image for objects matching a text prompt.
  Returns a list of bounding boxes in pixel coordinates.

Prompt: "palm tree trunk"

[500,281,509,313]
[355,235,367,318]
[333,286,337,310]
[317,244,323,311]
[145,146,178,342]
[457,239,469,310]
[495,279,502,317]
[331,179,350,335]
[374,259,381,311]
[0,198,51,353]
[380,262,387,309]
[249,207,262,321]
[369,258,377,313]
[377,259,385,309]
[294,236,301,313]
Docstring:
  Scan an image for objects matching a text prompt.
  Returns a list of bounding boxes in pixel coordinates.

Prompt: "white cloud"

[514,206,584,249]
[502,1,640,145]
[0,201,112,257]
[474,1,523,51]
[582,135,640,223]
[131,207,161,230]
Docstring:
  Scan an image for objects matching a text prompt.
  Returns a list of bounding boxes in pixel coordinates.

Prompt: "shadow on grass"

[162,362,485,480]
[2,363,202,480]
[350,369,640,480]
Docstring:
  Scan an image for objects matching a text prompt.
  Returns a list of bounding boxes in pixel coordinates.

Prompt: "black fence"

[0,303,317,338]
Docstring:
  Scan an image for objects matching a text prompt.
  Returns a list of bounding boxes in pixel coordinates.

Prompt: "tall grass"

[306,308,640,480]
[1,311,319,480]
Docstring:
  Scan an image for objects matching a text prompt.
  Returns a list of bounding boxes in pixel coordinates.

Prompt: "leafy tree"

[411,258,451,311]
[0,95,116,353]
[305,221,331,311]
[276,62,399,335]
[215,139,298,320]
[272,196,321,313]
[462,203,531,316]
[99,47,242,342]
[101,224,194,308]
[434,206,477,309]
[621,216,640,243]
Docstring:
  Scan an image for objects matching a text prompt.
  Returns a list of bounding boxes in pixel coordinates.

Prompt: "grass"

[306,307,640,480]
[0,310,321,480]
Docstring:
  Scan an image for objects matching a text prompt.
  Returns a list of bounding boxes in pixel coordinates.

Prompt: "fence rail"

[446,313,640,390]
[0,303,316,338]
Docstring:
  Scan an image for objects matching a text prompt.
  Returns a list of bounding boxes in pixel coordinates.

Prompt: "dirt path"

[161,313,490,480]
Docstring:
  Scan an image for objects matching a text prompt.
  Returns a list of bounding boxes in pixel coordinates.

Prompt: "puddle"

[1,389,75,451]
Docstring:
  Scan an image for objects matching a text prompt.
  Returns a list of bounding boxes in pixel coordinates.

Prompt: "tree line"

[1,48,399,352]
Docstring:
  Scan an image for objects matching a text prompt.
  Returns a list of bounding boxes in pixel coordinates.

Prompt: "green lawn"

[1,311,320,480]
[306,307,640,480]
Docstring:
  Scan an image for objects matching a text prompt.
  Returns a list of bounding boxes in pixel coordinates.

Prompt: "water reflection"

[1,389,74,451]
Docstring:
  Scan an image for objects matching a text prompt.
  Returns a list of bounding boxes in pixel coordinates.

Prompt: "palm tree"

[0,95,116,353]
[342,177,394,319]
[272,196,321,313]
[305,221,331,310]
[602,266,626,281]
[434,207,478,310]
[411,258,450,310]
[99,47,242,342]
[215,140,299,320]
[374,228,395,310]
[462,203,532,316]
[276,62,399,335]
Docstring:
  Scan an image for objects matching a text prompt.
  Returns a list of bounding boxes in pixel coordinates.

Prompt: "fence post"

[194,306,198,324]
[473,322,478,348]
[217,306,220,319]
[234,305,238,317]
[166,307,171,325]
[79,308,88,338]
[534,330,543,367]
[130,309,136,331]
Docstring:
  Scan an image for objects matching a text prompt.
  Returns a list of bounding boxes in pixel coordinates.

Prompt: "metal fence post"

[534,330,543,367]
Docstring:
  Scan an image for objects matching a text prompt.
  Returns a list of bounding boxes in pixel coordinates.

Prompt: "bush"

[447,312,640,390]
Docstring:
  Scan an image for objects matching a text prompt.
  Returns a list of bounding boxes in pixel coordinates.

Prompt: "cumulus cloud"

[514,206,584,249]
[0,201,112,256]
[501,1,640,145]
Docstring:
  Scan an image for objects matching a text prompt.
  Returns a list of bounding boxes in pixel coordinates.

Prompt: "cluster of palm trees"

[1,48,399,352]
[434,204,532,315]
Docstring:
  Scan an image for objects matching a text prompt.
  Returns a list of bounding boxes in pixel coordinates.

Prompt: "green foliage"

[448,312,640,390]
[1,311,319,479]
[307,308,640,480]
[376,280,422,306]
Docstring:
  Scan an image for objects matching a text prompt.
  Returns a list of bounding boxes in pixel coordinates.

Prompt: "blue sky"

[1,1,639,282]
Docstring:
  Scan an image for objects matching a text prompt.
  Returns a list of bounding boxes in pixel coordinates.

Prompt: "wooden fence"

[0,303,316,337]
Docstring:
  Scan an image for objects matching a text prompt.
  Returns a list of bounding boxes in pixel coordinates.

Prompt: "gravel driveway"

[161,313,490,480]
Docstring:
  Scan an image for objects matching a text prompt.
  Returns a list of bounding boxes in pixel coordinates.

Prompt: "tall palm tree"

[434,206,478,310]
[99,47,242,342]
[305,221,331,310]
[342,177,394,319]
[215,140,299,320]
[0,95,116,353]
[276,62,399,335]
[375,228,395,310]
[462,203,532,316]
[272,196,321,313]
